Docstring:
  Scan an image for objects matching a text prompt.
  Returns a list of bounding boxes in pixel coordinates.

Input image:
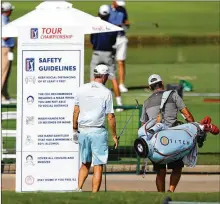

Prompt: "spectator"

[140,74,195,192]
[73,64,119,193]
[1,2,16,104]
[108,0,130,93]
[90,4,123,112]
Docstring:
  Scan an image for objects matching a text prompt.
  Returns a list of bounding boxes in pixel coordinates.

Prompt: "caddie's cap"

[148,74,163,86]
[99,5,110,16]
[1,2,15,12]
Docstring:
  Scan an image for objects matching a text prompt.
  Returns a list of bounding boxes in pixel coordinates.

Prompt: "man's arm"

[106,92,118,148]
[180,107,194,123]
[122,7,130,29]
[108,113,117,137]
[140,102,148,126]
[172,92,194,122]
[73,105,80,131]
[73,92,80,131]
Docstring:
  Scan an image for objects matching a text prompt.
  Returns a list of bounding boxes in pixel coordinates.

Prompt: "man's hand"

[73,129,79,144]
[112,135,119,149]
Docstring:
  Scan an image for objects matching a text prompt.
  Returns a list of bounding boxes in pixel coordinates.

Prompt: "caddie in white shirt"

[73,64,119,193]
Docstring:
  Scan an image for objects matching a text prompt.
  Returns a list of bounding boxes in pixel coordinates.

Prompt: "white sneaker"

[119,84,128,93]
[74,188,83,192]
[1,99,10,105]
[9,98,17,104]
[116,108,124,112]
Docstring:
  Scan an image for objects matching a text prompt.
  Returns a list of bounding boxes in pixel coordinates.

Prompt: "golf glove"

[73,130,79,144]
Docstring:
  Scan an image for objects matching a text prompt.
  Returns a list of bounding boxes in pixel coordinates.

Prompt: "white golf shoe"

[73,188,83,192]
[119,84,128,93]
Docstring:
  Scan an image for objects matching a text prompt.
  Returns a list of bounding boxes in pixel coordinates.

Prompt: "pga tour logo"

[25,58,35,72]
[30,28,38,39]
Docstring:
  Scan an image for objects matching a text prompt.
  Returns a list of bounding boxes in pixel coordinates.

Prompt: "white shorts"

[115,35,128,61]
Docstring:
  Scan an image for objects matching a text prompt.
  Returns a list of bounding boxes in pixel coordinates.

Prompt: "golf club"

[112,99,140,150]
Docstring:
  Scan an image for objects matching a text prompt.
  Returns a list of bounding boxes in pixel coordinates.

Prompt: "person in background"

[90,4,123,112]
[109,0,130,93]
[140,74,195,192]
[73,64,119,192]
[1,2,16,104]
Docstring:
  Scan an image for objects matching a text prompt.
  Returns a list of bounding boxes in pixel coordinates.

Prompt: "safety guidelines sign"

[16,27,84,192]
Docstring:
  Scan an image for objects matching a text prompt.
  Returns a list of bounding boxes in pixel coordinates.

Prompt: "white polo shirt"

[74,81,114,127]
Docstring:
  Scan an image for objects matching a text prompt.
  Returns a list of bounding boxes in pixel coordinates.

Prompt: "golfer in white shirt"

[73,64,119,193]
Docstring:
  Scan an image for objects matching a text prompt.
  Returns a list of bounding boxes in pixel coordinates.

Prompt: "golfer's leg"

[91,128,108,192]
[168,160,184,192]
[118,60,125,85]
[106,53,123,106]
[78,130,92,190]
[2,59,13,99]
[92,165,103,192]
[116,37,128,86]
[1,48,9,92]
[112,79,120,97]
[153,163,166,192]
[156,169,166,192]
[90,51,99,82]
[78,162,91,189]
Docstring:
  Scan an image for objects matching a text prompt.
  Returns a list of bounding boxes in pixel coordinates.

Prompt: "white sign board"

[16,27,84,192]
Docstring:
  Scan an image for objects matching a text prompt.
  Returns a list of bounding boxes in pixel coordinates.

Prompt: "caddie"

[140,74,195,192]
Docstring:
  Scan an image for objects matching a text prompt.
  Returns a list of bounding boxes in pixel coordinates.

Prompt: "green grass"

[9,1,220,36]
[2,96,220,153]
[2,192,220,204]
[6,45,220,97]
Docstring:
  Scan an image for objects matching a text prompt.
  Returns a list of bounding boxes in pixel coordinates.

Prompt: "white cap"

[94,64,111,75]
[116,0,126,7]
[99,5,110,16]
[148,74,162,86]
[1,2,15,12]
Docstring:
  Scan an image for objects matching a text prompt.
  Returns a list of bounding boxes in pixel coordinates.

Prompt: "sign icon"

[25,58,35,72]
[25,76,36,84]
[27,96,34,104]
[25,135,34,145]
[30,28,38,39]
[25,155,35,166]
[25,175,35,185]
[26,116,34,125]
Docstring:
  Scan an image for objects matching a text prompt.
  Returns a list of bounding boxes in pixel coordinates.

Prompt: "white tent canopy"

[2,1,123,37]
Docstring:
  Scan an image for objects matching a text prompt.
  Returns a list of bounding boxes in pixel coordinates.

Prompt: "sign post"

[16,26,83,192]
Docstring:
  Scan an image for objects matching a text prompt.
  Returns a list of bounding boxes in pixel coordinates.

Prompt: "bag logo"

[160,136,169,146]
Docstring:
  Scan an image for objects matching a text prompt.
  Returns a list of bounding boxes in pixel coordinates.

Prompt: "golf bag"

[134,122,205,165]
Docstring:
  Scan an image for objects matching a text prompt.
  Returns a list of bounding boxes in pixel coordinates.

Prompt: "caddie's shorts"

[78,127,108,165]
[90,51,116,80]
[152,159,184,172]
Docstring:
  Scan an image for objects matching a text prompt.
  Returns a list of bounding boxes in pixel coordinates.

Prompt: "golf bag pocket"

[138,118,157,138]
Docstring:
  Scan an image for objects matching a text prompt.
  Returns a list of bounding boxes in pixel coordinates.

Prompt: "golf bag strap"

[158,90,175,122]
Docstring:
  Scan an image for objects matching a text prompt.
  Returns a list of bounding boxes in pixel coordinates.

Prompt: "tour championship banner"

[16,27,84,192]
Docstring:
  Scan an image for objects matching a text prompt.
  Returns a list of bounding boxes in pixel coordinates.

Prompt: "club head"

[135,99,140,108]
